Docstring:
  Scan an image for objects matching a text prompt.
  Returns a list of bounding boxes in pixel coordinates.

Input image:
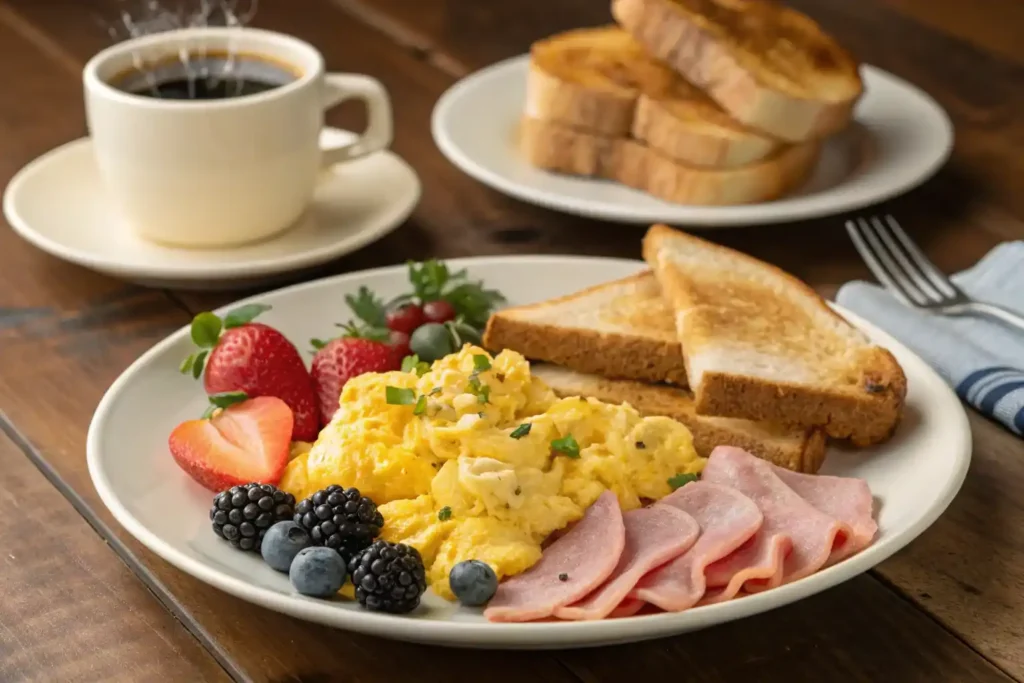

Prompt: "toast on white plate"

[642,224,906,445]
[527,25,780,168]
[519,116,819,206]
[482,270,688,386]
[532,364,827,472]
[612,0,863,142]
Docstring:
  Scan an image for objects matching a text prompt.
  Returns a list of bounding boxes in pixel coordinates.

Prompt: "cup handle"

[320,73,393,168]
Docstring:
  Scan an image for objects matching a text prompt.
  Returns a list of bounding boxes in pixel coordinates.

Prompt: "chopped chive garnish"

[413,395,428,415]
[438,506,452,521]
[510,423,531,439]
[668,473,699,490]
[385,386,416,405]
[551,434,580,458]
[472,354,492,371]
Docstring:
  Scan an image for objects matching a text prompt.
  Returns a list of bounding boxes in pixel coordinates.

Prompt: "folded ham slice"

[608,598,645,618]
[699,447,852,601]
[484,490,625,622]
[629,481,763,611]
[554,505,699,620]
[771,466,877,565]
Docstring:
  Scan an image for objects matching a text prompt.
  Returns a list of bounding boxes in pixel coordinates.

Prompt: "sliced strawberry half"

[168,394,293,492]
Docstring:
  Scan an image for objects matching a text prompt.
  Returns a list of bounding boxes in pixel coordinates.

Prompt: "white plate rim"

[2,130,421,281]
[431,56,954,226]
[87,255,972,647]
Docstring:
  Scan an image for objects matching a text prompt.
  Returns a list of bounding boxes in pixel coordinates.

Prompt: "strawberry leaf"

[336,321,390,343]
[190,312,223,348]
[201,391,248,418]
[223,303,271,329]
[345,287,388,328]
[310,338,329,351]
[192,350,209,379]
[179,354,195,375]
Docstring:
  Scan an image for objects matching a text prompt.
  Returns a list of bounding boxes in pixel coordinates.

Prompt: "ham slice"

[771,466,877,564]
[630,481,763,611]
[608,598,646,618]
[554,505,699,620]
[484,491,625,622]
[699,447,852,601]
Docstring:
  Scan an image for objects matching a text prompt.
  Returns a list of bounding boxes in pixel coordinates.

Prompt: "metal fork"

[846,214,1024,334]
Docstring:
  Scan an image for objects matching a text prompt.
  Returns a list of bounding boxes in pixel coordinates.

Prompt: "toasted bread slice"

[528,26,779,168]
[612,0,863,142]
[483,271,687,386]
[642,224,906,445]
[519,116,818,206]
[532,365,827,472]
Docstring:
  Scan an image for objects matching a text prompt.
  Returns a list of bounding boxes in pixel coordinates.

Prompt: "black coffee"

[114,52,297,101]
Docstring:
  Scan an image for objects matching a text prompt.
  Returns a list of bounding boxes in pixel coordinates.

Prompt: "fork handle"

[968,301,1024,334]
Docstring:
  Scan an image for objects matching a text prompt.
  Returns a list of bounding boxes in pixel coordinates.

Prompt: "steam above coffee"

[113,52,297,100]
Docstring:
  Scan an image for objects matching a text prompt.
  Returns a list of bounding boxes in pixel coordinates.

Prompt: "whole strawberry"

[311,335,399,426]
[180,304,320,442]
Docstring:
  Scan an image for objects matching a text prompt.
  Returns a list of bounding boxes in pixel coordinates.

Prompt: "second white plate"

[432,56,953,226]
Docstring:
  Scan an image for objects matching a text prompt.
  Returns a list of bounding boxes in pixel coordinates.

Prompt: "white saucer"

[3,128,421,290]
[432,56,954,227]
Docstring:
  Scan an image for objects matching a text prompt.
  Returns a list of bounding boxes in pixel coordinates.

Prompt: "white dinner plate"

[432,56,954,226]
[3,128,420,290]
[87,256,971,648]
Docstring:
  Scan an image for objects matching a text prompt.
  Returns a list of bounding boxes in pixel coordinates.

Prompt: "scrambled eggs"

[280,345,704,599]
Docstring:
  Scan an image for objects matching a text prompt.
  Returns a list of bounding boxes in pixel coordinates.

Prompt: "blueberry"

[289,547,347,598]
[260,521,311,572]
[449,560,498,606]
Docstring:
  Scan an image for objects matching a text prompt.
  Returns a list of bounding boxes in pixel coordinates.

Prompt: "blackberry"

[294,485,384,561]
[348,540,426,614]
[210,483,296,552]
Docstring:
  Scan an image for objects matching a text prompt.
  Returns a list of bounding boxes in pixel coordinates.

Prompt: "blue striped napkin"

[836,241,1024,436]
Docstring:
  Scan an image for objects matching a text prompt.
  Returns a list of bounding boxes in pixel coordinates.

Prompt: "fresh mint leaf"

[551,434,580,458]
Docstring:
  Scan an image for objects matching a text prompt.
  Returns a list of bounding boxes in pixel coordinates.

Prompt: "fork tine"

[846,218,923,305]
[883,215,960,298]
[870,216,946,303]
[858,218,930,305]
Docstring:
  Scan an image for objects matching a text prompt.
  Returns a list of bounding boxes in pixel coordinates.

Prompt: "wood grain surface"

[0,431,229,683]
[0,0,1021,681]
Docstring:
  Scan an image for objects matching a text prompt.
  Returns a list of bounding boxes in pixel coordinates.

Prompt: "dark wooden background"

[1,0,1022,681]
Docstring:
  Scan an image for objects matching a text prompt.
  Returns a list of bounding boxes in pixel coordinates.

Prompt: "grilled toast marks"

[520,116,818,206]
[612,0,863,142]
[642,224,906,445]
[532,365,827,472]
[527,25,780,168]
[482,271,689,386]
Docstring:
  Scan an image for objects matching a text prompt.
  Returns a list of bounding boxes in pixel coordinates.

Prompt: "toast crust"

[482,272,689,386]
[527,25,780,168]
[519,116,818,206]
[612,0,863,142]
[532,365,827,472]
[642,224,907,445]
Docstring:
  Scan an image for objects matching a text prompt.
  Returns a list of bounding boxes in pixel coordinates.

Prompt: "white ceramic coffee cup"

[83,27,392,248]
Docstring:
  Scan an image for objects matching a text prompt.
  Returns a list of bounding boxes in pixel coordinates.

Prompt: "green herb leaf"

[385,386,417,405]
[190,312,223,348]
[222,304,271,329]
[472,354,492,371]
[438,506,452,522]
[401,354,430,377]
[467,376,490,404]
[429,387,443,396]
[408,260,452,303]
[413,395,428,416]
[179,354,195,375]
[345,286,388,328]
[551,434,580,458]
[310,338,329,351]
[668,473,699,490]
[442,282,506,329]
[510,423,531,439]
[192,350,208,379]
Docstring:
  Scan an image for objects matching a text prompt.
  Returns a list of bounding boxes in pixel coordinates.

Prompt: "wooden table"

[0,0,1021,680]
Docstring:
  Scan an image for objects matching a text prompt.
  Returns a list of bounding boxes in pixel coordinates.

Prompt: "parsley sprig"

[390,260,506,329]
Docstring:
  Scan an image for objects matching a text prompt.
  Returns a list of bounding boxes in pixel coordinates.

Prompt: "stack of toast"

[483,225,907,473]
[520,0,863,205]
